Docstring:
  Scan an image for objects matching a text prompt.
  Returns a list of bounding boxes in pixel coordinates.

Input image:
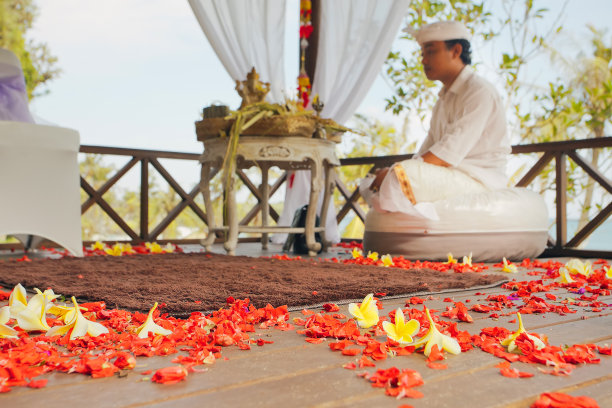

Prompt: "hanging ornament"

[298,0,313,108]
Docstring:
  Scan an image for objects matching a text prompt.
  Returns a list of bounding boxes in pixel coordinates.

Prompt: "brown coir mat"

[0,253,507,316]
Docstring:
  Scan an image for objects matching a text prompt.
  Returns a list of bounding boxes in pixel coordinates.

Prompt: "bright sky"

[29,0,611,156]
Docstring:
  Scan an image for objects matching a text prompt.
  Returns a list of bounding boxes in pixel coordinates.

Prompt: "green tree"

[0,0,59,99]
[522,27,612,231]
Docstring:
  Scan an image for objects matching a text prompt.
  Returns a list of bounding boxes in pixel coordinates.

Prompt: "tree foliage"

[0,0,59,99]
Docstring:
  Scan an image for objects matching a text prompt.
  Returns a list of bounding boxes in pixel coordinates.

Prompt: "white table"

[199,136,339,256]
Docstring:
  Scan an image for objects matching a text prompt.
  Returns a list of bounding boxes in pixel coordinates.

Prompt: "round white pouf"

[363,188,548,262]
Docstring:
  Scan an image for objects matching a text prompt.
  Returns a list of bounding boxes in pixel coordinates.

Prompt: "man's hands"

[369,167,390,191]
[369,153,450,193]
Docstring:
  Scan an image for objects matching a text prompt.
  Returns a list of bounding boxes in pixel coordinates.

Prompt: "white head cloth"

[0,47,34,123]
[404,21,471,46]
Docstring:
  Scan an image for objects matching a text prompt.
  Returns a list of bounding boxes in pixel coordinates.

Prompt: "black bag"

[283,205,322,254]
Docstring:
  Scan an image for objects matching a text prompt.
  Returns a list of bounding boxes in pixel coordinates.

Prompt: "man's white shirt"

[415,65,511,189]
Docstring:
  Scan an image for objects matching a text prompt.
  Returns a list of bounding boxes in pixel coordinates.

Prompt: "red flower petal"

[151,366,188,384]
[531,392,599,408]
[27,379,48,388]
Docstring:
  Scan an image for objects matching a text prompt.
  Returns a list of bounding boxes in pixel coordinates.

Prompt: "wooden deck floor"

[1,244,611,407]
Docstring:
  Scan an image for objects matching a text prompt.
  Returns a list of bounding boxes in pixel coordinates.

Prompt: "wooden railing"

[3,138,610,258]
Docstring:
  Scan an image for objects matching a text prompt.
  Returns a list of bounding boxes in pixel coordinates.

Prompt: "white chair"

[0,122,83,257]
[0,48,83,256]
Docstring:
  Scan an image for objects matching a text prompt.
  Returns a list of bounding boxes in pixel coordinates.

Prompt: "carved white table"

[199,136,339,256]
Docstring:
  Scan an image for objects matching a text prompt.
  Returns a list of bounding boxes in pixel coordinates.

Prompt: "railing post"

[555,152,567,249]
[140,157,149,240]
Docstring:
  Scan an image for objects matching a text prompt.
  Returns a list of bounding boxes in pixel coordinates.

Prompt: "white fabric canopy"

[188,0,286,102]
[274,0,410,244]
[311,0,410,123]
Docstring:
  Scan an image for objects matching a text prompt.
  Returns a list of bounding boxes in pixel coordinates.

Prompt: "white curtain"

[188,0,286,102]
[273,0,409,244]
[312,0,410,123]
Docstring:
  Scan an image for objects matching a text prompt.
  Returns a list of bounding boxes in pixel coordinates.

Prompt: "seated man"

[362,21,510,212]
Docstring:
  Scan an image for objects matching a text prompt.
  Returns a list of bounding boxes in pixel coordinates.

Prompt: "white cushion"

[363,188,548,262]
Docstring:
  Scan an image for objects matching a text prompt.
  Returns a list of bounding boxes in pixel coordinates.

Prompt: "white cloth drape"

[312,0,410,123]
[273,0,409,244]
[188,0,286,102]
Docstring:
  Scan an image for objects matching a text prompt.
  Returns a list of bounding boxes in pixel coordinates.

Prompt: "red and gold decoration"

[298,0,313,108]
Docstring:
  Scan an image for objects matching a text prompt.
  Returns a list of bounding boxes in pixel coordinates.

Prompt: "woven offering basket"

[196,115,316,141]
[242,115,315,137]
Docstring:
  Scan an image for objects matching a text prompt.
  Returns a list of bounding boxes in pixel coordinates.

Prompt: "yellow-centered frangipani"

[145,242,164,254]
[104,242,135,256]
[0,306,19,339]
[564,259,592,277]
[91,241,106,251]
[46,297,109,340]
[348,293,380,329]
[556,267,576,283]
[352,247,363,259]
[105,244,124,256]
[410,308,461,357]
[501,312,545,353]
[606,266,612,280]
[446,253,458,264]
[367,251,379,262]
[136,302,173,338]
[48,302,88,324]
[8,283,28,318]
[461,252,473,267]
[382,308,419,345]
[15,289,58,332]
[381,254,394,267]
[501,257,517,273]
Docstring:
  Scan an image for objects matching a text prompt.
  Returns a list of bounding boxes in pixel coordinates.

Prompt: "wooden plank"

[147,158,209,238]
[149,185,207,239]
[304,0,320,82]
[510,136,612,154]
[566,201,612,248]
[514,152,553,188]
[80,145,201,161]
[555,153,567,248]
[81,157,139,213]
[80,177,139,240]
[236,169,281,225]
[335,180,366,223]
[567,150,612,194]
[140,158,149,239]
[340,153,413,166]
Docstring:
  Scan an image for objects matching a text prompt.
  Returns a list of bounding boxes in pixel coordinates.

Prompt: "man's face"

[420,41,456,81]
